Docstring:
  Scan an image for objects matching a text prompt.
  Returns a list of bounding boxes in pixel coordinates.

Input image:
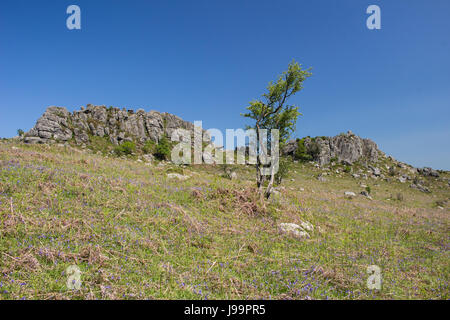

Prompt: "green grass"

[0,142,448,300]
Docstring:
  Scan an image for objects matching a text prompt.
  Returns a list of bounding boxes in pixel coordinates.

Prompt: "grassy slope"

[0,142,448,300]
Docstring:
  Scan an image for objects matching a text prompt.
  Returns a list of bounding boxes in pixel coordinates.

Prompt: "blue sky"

[0,0,449,169]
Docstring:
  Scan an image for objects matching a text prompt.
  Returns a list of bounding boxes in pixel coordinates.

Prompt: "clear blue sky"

[1,0,449,169]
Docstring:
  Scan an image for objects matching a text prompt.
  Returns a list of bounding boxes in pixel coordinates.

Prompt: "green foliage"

[154,136,171,160]
[366,186,371,195]
[166,167,184,175]
[242,60,312,146]
[388,167,397,176]
[114,141,136,156]
[308,140,321,160]
[294,138,312,162]
[275,157,291,185]
[89,136,113,155]
[344,166,351,173]
[143,140,155,154]
[17,129,24,137]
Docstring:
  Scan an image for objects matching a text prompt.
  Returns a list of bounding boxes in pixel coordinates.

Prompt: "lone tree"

[242,60,312,199]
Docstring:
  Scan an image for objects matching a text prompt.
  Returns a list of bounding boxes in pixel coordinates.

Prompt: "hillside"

[0,141,448,299]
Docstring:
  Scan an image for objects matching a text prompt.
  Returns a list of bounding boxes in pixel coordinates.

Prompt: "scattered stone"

[344,191,356,198]
[435,200,447,208]
[398,176,406,183]
[418,167,439,178]
[341,160,352,166]
[142,154,154,163]
[410,183,430,193]
[360,191,373,199]
[299,221,314,232]
[369,166,381,176]
[278,223,311,239]
[230,172,238,180]
[167,173,190,181]
[352,173,360,179]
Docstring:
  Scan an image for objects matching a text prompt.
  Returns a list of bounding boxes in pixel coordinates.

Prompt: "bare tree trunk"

[255,125,264,192]
[264,128,279,199]
[256,161,262,190]
[256,163,266,191]
[264,161,276,199]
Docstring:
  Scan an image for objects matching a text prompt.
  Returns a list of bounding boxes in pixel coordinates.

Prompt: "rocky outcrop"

[410,182,431,193]
[283,131,382,166]
[24,104,204,146]
[417,167,440,178]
